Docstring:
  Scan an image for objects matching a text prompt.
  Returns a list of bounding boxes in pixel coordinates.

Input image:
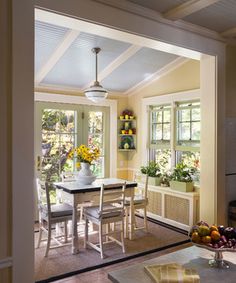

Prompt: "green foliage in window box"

[140,161,161,178]
[170,162,193,183]
[169,162,194,192]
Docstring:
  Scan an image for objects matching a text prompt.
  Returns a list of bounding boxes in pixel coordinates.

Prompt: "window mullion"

[190,108,192,140]
[171,101,176,169]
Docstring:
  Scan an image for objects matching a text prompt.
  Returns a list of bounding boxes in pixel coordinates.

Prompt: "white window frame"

[175,101,200,151]
[141,89,201,168]
[149,104,171,149]
[35,92,117,177]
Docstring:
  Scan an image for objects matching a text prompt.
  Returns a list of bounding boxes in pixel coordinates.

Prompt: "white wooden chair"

[125,173,149,238]
[60,171,93,222]
[83,182,126,259]
[36,178,73,257]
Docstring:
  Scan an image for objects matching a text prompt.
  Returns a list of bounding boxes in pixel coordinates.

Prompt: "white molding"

[35,83,83,93]
[35,30,80,84]
[35,8,202,60]
[142,89,200,105]
[92,0,225,43]
[34,84,125,98]
[83,45,141,90]
[221,27,236,38]
[126,57,190,96]
[164,0,221,21]
[35,92,117,177]
[0,257,13,269]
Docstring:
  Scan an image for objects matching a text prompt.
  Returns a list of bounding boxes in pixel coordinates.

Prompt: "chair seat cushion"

[51,203,73,218]
[124,195,146,205]
[40,203,73,219]
[84,205,122,219]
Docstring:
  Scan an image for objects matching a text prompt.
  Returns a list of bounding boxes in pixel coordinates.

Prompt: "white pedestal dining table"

[54,178,137,254]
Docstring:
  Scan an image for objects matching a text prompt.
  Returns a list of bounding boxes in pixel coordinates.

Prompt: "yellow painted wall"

[127,59,200,173]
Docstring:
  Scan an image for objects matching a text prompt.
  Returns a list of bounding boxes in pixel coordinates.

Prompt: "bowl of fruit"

[189,221,236,269]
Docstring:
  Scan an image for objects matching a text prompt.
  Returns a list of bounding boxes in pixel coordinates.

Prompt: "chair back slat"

[134,172,149,200]
[143,174,149,200]
[36,178,51,216]
[99,182,126,217]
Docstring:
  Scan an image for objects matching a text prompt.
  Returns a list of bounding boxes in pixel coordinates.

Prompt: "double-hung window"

[175,101,200,182]
[149,105,172,171]
[149,99,200,183]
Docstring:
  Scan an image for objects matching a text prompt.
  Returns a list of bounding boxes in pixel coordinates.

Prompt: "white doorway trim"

[11,1,225,282]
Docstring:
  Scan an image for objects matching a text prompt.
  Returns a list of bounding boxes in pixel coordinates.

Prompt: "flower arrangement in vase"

[68,144,100,185]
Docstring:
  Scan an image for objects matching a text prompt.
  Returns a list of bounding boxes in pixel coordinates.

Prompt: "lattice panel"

[164,195,189,225]
[147,190,162,216]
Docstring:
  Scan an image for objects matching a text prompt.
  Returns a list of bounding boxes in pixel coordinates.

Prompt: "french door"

[35,102,110,184]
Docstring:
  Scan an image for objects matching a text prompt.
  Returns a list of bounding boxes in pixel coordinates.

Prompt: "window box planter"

[148,176,162,186]
[170,181,194,192]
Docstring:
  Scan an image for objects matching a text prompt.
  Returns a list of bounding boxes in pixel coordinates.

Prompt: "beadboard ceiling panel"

[101,48,178,92]
[41,32,131,88]
[35,21,69,73]
[183,0,236,33]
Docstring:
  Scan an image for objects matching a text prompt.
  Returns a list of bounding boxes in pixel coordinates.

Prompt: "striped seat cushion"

[84,205,122,219]
[40,203,73,219]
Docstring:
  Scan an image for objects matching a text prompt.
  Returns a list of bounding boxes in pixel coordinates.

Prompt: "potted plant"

[160,171,171,187]
[169,162,194,192]
[140,161,161,186]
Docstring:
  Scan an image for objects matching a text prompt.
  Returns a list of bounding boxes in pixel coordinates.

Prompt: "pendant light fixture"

[84,47,108,103]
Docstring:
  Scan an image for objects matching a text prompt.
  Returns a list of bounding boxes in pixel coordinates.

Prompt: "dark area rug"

[35,217,189,282]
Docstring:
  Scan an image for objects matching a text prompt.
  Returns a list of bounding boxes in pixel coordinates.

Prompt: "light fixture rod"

[92,47,101,84]
[84,47,108,103]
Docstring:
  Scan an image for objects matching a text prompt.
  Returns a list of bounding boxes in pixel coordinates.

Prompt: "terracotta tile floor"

[54,242,191,283]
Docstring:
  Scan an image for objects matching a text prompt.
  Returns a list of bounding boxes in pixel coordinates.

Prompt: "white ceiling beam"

[83,45,141,89]
[221,27,236,38]
[35,29,80,85]
[164,0,221,21]
[125,57,190,96]
[34,84,124,97]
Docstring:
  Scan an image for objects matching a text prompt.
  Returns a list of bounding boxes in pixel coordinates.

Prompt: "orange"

[202,236,212,244]
[210,225,218,233]
[211,230,220,241]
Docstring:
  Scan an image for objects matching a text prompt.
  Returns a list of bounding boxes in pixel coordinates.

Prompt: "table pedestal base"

[209,251,230,269]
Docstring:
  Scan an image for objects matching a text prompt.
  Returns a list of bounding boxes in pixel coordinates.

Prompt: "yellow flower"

[68,144,100,164]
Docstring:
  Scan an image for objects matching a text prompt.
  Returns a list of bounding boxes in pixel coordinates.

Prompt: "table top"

[108,246,236,283]
[54,178,137,194]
